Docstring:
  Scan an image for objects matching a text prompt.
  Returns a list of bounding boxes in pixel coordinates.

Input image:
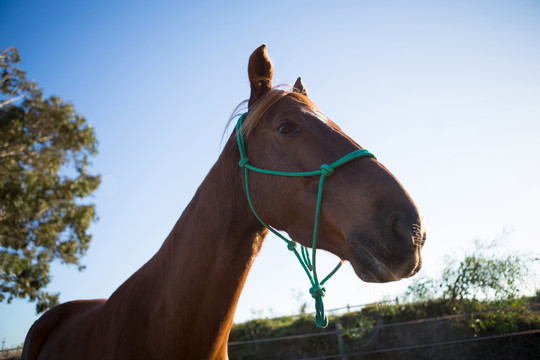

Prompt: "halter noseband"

[236,113,376,328]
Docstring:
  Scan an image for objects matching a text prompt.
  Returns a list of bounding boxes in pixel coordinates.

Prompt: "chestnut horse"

[22,45,425,359]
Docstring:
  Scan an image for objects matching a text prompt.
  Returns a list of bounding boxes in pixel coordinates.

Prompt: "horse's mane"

[225,86,320,141]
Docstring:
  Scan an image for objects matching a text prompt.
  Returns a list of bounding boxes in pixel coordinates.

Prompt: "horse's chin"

[348,245,400,283]
[347,239,422,283]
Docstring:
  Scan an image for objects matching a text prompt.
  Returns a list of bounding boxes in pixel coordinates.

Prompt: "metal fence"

[229,302,540,360]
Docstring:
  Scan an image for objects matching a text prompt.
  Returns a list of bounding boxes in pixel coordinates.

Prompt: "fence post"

[336,323,347,360]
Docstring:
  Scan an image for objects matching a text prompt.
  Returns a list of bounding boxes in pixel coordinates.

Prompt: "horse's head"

[237,45,425,283]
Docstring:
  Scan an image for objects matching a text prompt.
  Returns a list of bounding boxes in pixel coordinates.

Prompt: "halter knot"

[239,158,250,168]
[287,241,297,251]
[309,284,326,299]
[320,164,334,177]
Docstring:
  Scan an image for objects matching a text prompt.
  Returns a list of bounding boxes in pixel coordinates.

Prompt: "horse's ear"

[293,77,308,97]
[248,44,273,108]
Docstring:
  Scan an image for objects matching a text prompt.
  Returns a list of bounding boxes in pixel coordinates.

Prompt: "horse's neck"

[104,144,266,359]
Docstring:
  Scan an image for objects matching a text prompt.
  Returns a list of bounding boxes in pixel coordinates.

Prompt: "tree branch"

[0,95,23,110]
[0,135,55,159]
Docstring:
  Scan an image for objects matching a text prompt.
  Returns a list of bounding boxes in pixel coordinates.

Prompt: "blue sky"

[1,0,540,348]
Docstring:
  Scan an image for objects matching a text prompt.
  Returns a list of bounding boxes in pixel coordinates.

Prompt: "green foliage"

[0,47,100,313]
[340,315,375,340]
[405,236,538,309]
[229,294,540,360]
[229,315,340,359]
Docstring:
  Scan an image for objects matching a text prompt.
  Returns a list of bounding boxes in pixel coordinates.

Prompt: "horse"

[22,44,426,360]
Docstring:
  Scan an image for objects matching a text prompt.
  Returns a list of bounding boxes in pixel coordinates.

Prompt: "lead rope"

[236,113,376,328]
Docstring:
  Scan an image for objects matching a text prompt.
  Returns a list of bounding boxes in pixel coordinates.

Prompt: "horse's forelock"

[227,87,319,141]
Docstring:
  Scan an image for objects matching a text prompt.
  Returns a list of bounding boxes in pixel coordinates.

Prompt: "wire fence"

[229,302,540,360]
[303,299,396,318]
[296,329,540,360]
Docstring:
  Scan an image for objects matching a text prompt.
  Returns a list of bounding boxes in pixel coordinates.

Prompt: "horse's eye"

[277,123,298,136]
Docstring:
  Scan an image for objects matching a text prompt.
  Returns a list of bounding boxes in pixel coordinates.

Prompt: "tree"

[0,47,100,313]
[405,234,539,308]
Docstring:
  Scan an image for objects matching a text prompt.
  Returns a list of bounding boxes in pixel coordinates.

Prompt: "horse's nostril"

[386,211,426,249]
[386,211,410,242]
[387,211,427,251]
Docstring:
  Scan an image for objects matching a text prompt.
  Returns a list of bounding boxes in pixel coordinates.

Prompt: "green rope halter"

[235,113,376,328]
